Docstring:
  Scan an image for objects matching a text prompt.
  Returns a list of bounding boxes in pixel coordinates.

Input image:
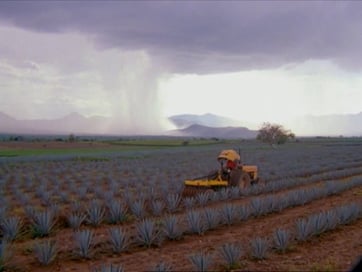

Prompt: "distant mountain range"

[0,111,257,138]
[167,114,257,138]
[168,113,253,129]
[0,111,361,137]
[167,123,257,139]
[0,112,111,135]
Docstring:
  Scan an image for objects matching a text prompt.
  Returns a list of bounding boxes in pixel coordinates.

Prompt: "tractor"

[183,149,259,196]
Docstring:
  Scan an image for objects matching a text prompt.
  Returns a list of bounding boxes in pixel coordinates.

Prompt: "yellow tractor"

[183,149,259,196]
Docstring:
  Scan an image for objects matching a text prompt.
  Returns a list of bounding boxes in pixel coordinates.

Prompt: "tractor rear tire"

[230,169,251,189]
[238,172,251,189]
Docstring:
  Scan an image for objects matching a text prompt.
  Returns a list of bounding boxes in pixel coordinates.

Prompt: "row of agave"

[1,145,361,210]
[1,175,361,269]
[179,201,362,272]
[0,159,362,230]
[1,173,361,241]
[1,141,361,193]
[0,173,361,244]
[1,200,360,271]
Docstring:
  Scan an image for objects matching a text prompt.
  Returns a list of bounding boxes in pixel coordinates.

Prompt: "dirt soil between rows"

[7,181,362,272]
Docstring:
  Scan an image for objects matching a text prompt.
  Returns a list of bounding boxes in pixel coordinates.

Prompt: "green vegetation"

[104,138,225,147]
[0,137,227,158]
[0,148,100,158]
[0,136,361,161]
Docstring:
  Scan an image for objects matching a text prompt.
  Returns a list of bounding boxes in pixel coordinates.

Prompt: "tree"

[68,133,76,143]
[256,123,295,146]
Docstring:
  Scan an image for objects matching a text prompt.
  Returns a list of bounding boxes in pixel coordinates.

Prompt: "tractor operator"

[218,149,241,180]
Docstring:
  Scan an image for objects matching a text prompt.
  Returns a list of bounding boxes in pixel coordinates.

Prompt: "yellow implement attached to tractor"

[183,149,259,196]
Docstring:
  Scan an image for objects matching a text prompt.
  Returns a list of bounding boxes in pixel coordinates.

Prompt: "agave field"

[0,138,361,271]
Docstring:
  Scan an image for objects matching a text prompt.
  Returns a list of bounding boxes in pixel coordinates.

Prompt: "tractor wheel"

[230,169,251,189]
[238,172,251,189]
[229,169,241,187]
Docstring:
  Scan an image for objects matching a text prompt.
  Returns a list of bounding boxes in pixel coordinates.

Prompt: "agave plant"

[18,193,30,206]
[70,200,84,212]
[31,209,55,238]
[295,218,312,242]
[59,191,70,203]
[250,237,269,260]
[273,228,290,253]
[1,216,22,241]
[230,187,241,199]
[35,185,47,198]
[182,197,196,209]
[335,203,361,225]
[74,229,94,258]
[151,261,173,272]
[218,188,230,201]
[93,263,124,272]
[67,213,86,230]
[264,195,282,213]
[186,210,205,235]
[50,203,60,218]
[107,200,128,224]
[307,213,327,236]
[151,199,165,217]
[39,190,53,207]
[250,198,268,217]
[108,227,129,253]
[189,251,213,272]
[203,208,220,230]
[196,192,210,207]
[130,199,147,219]
[324,210,338,231]
[102,190,115,201]
[237,204,250,221]
[86,199,105,227]
[173,180,185,196]
[325,180,341,196]
[219,243,243,269]
[34,239,57,266]
[165,193,181,213]
[162,215,183,240]
[136,219,162,248]
[220,203,237,226]
[209,191,220,202]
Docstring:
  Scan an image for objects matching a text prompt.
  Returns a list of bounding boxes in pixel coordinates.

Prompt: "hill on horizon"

[0,111,361,137]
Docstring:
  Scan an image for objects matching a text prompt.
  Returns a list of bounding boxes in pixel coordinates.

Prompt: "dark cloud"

[0,1,361,73]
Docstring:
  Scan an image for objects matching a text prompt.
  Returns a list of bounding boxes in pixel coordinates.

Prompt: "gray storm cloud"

[0,25,171,134]
[0,1,361,73]
[0,1,361,135]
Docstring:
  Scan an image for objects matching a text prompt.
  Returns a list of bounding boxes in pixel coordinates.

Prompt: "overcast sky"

[0,1,361,133]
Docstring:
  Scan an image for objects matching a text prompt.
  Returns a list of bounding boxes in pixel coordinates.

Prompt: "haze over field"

[0,2,361,136]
